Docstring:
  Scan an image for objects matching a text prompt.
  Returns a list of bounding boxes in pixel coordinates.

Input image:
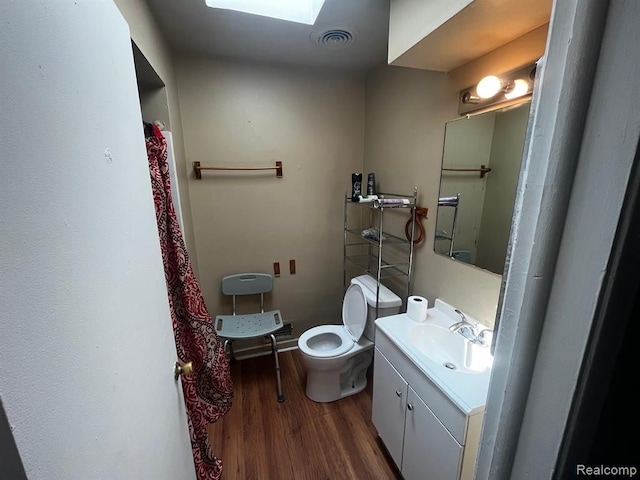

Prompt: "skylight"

[205,0,326,25]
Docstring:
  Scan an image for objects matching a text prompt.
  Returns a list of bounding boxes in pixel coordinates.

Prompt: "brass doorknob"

[174,361,194,380]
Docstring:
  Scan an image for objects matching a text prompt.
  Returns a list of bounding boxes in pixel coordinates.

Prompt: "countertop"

[375,300,493,415]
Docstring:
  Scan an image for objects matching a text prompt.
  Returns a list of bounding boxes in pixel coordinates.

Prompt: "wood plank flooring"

[208,349,402,480]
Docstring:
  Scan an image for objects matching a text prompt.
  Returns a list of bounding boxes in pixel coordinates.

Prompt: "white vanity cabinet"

[372,327,485,480]
[372,345,409,467]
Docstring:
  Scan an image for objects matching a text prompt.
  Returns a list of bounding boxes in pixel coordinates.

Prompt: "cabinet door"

[372,348,408,468]
[402,386,463,480]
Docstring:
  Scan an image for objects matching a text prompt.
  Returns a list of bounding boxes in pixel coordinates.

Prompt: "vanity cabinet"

[372,329,484,480]
[371,346,408,466]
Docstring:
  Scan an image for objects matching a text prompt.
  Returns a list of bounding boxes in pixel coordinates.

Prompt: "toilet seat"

[299,325,353,358]
[298,283,367,359]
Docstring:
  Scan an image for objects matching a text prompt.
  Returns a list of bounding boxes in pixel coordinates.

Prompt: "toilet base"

[304,350,373,403]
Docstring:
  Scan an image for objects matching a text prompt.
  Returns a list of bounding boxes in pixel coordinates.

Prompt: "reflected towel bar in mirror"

[435,99,531,275]
[193,161,283,179]
[438,195,460,207]
[442,165,492,178]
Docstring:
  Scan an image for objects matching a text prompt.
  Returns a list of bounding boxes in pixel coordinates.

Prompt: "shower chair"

[214,273,285,402]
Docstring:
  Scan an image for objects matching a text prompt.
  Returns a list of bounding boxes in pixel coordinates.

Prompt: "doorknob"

[174,361,194,380]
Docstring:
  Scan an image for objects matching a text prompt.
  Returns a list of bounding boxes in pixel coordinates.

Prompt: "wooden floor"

[208,349,402,480]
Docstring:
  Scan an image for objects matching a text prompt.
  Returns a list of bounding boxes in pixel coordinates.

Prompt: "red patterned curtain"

[145,126,233,480]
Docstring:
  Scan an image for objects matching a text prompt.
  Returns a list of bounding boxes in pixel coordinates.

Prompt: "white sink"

[375,299,494,414]
[409,323,492,374]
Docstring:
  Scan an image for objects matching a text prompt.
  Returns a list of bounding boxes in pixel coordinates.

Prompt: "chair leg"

[269,333,284,402]
[224,338,237,364]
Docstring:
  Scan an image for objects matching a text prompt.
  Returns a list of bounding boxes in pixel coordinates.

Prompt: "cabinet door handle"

[407,403,414,411]
[395,390,402,397]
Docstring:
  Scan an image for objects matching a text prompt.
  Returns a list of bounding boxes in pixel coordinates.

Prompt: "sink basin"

[409,323,493,374]
[375,300,494,414]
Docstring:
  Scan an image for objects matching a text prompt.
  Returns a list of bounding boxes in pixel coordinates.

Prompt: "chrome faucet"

[449,309,494,347]
[448,309,478,341]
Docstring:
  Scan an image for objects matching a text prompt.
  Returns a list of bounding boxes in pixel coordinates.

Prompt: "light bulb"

[476,76,502,99]
[505,79,529,99]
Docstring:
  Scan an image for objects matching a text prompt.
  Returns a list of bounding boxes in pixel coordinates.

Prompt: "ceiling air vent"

[311,28,355,48]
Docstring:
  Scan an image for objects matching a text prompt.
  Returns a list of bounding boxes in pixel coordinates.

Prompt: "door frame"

[476,0,640,478]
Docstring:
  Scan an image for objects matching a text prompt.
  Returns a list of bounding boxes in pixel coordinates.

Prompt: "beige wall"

[175,58,365,344]
[388,0,472,64]
[363,26,548,327]
[363,65,502,326]
[113,3,547,330]
[112,0,198,272]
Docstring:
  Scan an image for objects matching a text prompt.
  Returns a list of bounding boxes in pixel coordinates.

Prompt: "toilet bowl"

[298,275,402,403]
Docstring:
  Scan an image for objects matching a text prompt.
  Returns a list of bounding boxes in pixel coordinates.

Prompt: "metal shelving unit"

[343,187,418,316]
[436,194,460,257]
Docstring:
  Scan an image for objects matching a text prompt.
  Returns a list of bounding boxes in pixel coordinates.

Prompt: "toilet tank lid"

[350,275,402,308]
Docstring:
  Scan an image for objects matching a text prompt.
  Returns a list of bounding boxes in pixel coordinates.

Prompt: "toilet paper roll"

[407,296,429,322]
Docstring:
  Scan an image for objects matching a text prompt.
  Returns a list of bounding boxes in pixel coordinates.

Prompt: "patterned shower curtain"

[145,124,233,480]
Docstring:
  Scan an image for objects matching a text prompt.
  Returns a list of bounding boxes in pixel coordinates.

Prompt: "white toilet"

[298,274,402,403]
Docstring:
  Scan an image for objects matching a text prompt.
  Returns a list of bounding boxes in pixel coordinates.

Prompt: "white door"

[0,2,196,479]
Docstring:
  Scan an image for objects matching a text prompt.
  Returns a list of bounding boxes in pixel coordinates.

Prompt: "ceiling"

[144,0,391,71]
[390,0,553,72]
[144,0,551,73]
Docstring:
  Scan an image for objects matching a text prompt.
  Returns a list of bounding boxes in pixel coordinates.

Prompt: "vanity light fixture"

[505,78,530,99]
[204,0,326,25]
[458,61,538,114]
[476,75,503,99]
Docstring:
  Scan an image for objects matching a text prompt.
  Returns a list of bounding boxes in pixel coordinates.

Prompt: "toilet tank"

[350,275,402,341]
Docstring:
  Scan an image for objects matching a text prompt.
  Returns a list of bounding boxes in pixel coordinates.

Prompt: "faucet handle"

[476,328,494,347]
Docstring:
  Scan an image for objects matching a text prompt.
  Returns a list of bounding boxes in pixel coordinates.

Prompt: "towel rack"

[193,161,283,179]
[442,164,492,178]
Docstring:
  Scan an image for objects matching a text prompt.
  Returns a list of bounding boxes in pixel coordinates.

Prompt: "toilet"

[298,274,402,403]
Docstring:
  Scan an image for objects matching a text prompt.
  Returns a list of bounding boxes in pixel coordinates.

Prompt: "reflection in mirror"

[434,101,531,275]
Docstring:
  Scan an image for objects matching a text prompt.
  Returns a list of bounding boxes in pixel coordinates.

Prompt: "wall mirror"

[434,100,531,275]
